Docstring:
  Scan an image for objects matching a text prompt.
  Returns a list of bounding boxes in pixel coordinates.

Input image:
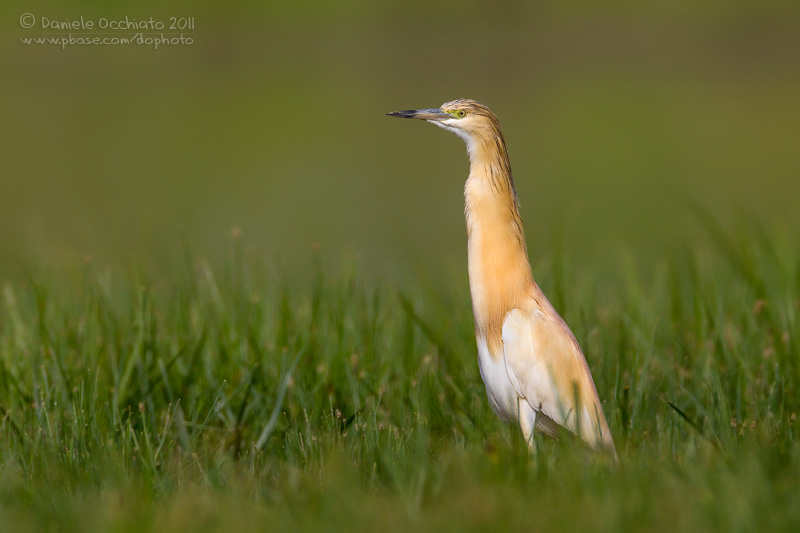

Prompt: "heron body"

[388,99,616,458]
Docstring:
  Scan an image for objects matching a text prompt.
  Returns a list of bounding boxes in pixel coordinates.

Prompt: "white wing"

[501,305,615,453]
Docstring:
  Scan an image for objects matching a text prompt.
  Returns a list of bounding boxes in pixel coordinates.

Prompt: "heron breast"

[476,335,518,422]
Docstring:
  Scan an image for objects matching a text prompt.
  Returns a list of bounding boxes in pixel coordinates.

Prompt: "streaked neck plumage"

[461,125,535,357]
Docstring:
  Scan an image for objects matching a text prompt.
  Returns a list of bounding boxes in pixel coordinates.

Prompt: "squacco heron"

[388,99,616,459]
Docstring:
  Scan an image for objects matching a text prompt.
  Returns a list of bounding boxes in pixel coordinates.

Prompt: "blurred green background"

[2,0,799,281]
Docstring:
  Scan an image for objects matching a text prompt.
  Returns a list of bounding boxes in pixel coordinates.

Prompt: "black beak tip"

[387,110,415,118]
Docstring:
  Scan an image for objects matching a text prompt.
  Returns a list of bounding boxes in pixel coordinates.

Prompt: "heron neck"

[464,137,534,353]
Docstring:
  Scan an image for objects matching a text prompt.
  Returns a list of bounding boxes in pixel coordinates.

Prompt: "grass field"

[1,215,798,532]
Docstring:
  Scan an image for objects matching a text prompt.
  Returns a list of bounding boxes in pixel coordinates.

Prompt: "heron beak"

[387,108,450,121]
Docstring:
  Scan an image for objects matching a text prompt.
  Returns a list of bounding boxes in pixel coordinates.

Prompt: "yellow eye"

[457,110,466,118]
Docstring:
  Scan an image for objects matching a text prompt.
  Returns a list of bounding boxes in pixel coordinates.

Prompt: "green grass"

[1,220,799,532]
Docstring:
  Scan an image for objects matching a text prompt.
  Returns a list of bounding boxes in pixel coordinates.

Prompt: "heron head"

[387,99,504,151]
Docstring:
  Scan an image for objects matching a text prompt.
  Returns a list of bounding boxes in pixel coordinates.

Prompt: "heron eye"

[457,110,467,118]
